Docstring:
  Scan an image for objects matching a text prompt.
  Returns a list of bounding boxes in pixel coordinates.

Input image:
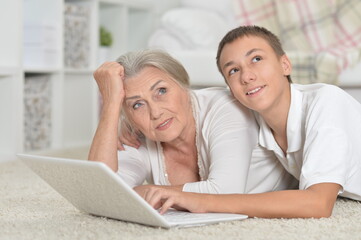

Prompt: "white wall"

[151,0,180,26]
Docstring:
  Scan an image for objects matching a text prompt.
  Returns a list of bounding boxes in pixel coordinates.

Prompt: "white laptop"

[17,154,248,228]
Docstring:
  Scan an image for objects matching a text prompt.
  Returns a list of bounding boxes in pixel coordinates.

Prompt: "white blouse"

[117,87,296,194]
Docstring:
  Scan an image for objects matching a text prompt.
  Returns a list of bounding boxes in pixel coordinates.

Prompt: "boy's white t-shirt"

[117,87,296,194]
[256,83,361,200]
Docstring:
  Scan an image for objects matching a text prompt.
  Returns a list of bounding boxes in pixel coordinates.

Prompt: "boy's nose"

[241,70,256,84]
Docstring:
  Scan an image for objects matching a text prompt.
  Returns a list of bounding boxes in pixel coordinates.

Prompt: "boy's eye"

[252,56,262,63]
[158,87,167,95]
[229,68,239,76]
[133,102,143,110]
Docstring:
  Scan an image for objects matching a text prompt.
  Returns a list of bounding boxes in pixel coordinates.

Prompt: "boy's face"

[219,35,291,115]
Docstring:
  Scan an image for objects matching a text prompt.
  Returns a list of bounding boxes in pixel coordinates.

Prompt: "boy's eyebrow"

[222,61,235,71]
[222,48,263,71]
[246,48,262,56]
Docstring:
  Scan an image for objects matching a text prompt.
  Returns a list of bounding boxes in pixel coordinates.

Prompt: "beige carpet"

[1,149,361,240]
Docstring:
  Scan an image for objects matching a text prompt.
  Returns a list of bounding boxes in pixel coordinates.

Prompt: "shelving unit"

[0,0,157,161]
[0,0,23,158]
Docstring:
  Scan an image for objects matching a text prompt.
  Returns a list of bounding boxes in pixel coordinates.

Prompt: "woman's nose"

[149,103,163,120]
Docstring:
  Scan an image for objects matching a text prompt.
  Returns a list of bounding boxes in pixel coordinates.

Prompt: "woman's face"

[123,66,193,142]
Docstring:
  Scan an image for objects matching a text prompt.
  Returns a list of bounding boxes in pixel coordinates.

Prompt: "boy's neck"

[260,85,291,154]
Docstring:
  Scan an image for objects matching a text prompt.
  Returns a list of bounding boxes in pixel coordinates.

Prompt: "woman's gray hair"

[116,49,190,88]
[116,49,191,137]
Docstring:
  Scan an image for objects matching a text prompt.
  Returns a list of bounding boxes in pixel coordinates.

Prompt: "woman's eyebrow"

[125,80,164,101]
[150,80,163,91]
[125,95,140,102]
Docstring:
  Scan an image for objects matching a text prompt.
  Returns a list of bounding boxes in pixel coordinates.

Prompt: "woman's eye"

[132,102,143,110]
[229,68,239,76]
[252,56,262,63]
[158,87,167,95]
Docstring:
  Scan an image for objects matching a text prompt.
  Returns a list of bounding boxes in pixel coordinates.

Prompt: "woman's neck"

[161,105,197,155]
[162,129,196,156]
[161,115,199,185]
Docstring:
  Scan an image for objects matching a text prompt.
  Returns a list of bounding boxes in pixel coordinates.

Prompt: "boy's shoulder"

[192,87,236,107]
[293,83,346,103]
[293,83,341,94]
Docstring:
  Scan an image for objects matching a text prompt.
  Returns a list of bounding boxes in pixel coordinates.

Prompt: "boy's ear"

[280,54,292,76]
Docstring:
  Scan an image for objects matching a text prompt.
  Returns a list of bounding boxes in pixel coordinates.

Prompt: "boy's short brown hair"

[216,25,292,83]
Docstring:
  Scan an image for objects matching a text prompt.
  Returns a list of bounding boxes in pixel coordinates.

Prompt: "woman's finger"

[159,197,175,214]
[144,187,167,210]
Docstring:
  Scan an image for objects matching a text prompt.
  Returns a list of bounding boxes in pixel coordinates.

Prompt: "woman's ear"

[280,54,292,76]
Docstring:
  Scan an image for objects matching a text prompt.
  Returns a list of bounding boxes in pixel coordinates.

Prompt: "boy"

[142,26,361,218]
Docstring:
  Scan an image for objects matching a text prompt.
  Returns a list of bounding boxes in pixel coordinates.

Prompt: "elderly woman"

[88,49,296,197]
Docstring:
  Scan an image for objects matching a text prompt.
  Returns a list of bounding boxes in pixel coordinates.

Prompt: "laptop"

[17,154,248,228]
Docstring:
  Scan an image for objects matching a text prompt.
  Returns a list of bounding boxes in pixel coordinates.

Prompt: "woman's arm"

[145,182,341,218]
[88,62,125,171]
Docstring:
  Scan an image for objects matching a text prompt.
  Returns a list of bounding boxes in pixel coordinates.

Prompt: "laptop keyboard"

[162,209,233,223]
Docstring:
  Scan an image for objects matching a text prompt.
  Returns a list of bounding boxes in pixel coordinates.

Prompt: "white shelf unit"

[0,0,23,158]
[98,0,154,61]
[0,0,156,161]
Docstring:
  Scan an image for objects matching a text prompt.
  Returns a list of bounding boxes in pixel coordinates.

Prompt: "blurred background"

[1,0,361,160]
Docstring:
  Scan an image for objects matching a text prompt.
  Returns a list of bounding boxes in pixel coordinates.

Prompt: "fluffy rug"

[1,157,361,240]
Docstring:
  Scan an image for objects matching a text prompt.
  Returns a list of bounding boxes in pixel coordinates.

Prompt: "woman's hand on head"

[93,61,125,106]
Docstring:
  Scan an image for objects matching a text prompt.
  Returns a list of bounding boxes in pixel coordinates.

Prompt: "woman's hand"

[93,61,125,106]
[134,185,207,214]
[134,185,182,198]
[88,62,126,171]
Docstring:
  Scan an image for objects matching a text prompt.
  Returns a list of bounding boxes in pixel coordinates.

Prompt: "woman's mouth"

[156,118,173,130]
